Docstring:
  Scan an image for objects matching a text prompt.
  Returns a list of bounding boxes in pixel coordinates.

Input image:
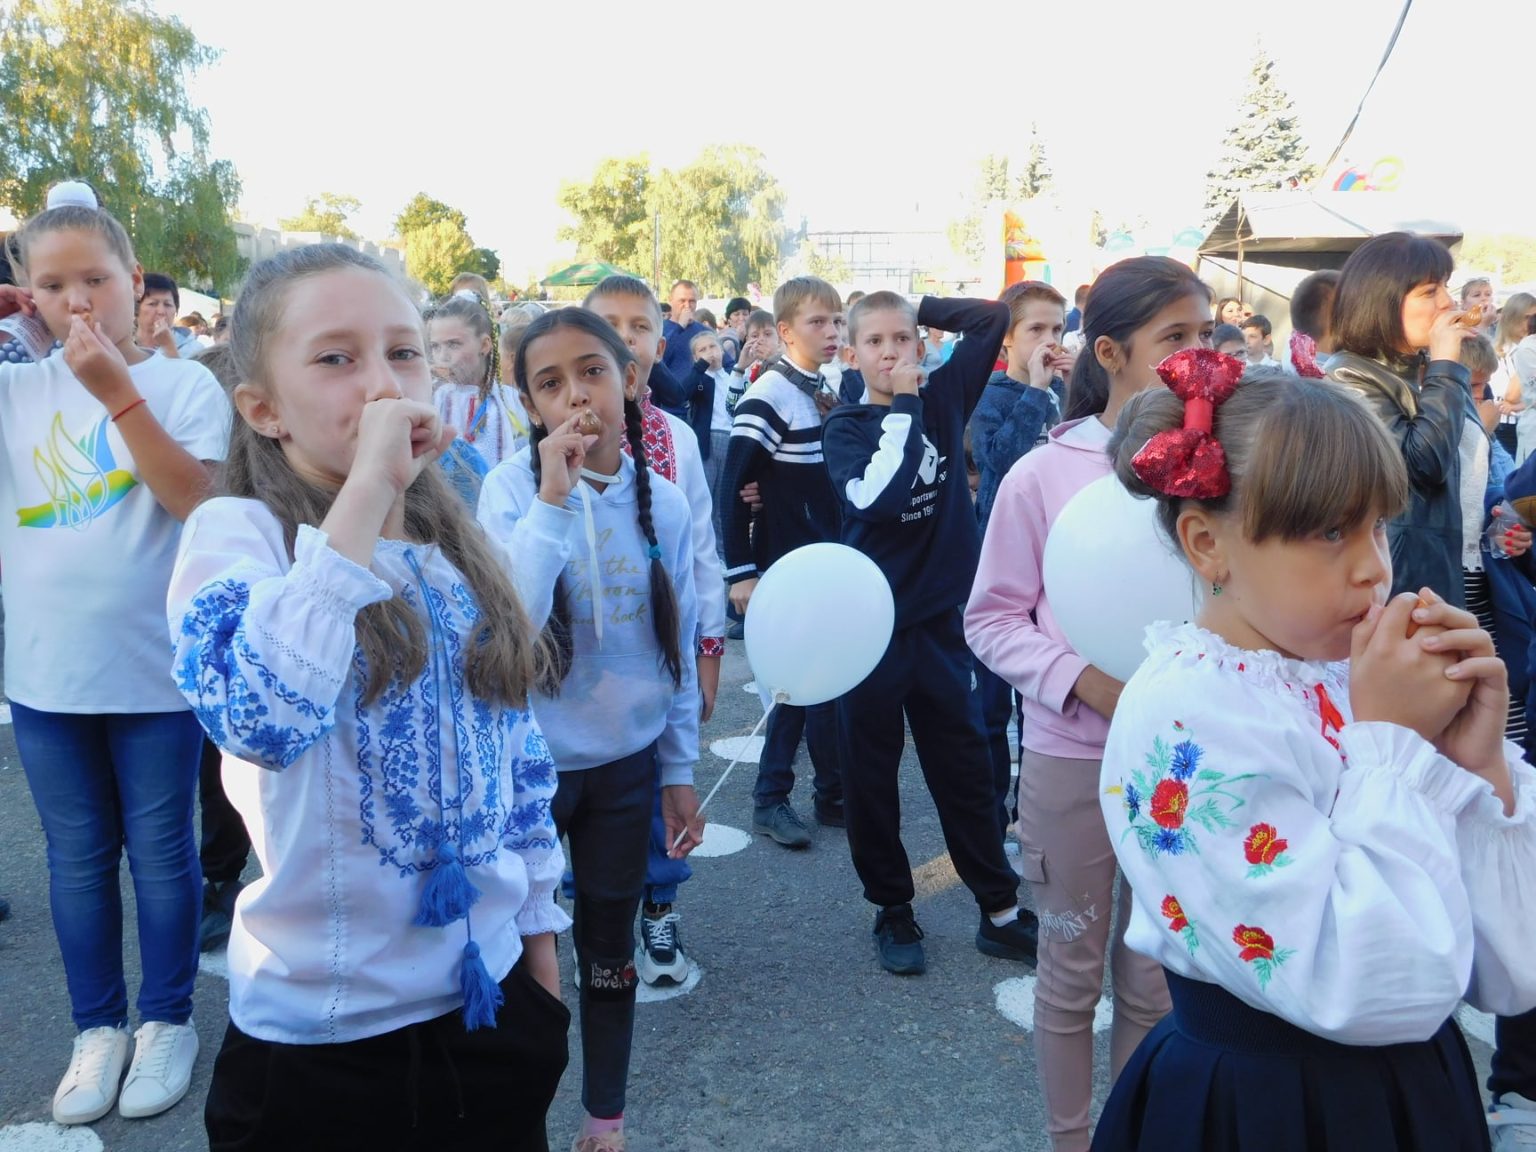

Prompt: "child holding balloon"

[1092,358,1536,1150]
[965,256,1213,1151]
[822,291,1040,976]
[477,306,702,1152]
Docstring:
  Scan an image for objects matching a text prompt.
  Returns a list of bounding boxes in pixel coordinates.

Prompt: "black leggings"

[205,958,569,1151]
[553,744,656,1120]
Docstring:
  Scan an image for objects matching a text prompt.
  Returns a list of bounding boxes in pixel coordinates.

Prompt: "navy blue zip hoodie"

[969,370,1063,530]
[823,296,1009,629]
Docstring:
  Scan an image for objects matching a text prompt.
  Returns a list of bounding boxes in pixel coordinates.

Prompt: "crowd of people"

[2,175,1536,1152]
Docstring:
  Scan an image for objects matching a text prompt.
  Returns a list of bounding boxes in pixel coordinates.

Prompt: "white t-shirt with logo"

[0,351,230,712]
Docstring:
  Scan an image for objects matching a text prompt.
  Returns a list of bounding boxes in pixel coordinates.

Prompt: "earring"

[1212,581,1224,597]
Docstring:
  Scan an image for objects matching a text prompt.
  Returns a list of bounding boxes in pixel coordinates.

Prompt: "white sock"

[988,906,1020,927]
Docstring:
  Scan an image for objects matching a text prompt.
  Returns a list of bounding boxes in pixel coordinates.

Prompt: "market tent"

[1197,192,1463,345]
[540,260,641,288]
[1201,192,1462,270]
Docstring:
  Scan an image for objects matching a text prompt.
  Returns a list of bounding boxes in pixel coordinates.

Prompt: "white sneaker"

[117,1020,199,1119]
[52,1025,130,1125]
[637,910,690,986]
[1491,1092,1536,1149]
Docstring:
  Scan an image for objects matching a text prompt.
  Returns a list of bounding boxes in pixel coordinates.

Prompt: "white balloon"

[744,543,895,705]
[1042,474,1199,682]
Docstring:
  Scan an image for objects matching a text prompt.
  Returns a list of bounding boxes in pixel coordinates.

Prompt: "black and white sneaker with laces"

[873,903,926,975]
[638,907,690,986]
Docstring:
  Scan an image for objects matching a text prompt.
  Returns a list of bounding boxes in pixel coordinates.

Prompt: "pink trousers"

[1016,749,1170,1152]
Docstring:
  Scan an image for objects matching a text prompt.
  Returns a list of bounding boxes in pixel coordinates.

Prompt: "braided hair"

[516,308,684,692]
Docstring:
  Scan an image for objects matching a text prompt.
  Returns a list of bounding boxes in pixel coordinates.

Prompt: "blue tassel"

[459,941,503,1031]
[414,843,481,928]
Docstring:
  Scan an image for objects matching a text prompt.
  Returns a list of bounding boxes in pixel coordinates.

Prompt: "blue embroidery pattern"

[177,560,560,886]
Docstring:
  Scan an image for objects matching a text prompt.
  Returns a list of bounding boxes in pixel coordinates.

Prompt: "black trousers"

[205,959,569,1152]
[837,608,1020,913]
[754,700,843,808]
[976,660,1018,837]
[552,744,655,1120]
[199,738,251,885]
[1492,1007,1536,1100]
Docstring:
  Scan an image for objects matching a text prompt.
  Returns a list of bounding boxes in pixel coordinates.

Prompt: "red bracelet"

[111,397,147,422]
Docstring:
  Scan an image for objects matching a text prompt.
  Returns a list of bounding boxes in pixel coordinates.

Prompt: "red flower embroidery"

[1244,823,1288,866]
[1233,924,1276,962]
[1160,895,1188,933]
[1150,779,1189,829]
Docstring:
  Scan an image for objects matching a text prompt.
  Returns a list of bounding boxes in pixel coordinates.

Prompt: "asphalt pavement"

[0,636,1498,1151]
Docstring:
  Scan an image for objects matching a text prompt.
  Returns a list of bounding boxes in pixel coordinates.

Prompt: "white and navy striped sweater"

[720,356,842,583]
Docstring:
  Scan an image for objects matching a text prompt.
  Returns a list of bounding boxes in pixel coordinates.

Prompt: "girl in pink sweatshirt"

[965,257,1215,1152]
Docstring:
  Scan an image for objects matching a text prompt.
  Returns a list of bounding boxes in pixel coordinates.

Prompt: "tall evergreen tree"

[1203,48,1318,220]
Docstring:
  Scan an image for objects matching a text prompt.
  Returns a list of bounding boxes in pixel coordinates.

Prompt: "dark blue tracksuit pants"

[835,608,1019,914]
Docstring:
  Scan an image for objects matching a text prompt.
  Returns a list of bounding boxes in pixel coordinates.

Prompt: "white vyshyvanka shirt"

[169,499,569,1044]
[1102,621,1536,1046]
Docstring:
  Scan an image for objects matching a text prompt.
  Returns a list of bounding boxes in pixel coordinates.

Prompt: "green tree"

[0,0,244,292]
[649,145,786,293]
[280,192,362,239]
[556,155,653,273]
[393,192,467,239]
[1020,125,1054,199]
[1203,48,1319,220]
[1460,234,1536,286]
[404,218,476,297]
[469,247,500,283]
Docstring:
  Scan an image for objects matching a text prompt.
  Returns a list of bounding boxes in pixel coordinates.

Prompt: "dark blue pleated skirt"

[1092,970,1489,1151]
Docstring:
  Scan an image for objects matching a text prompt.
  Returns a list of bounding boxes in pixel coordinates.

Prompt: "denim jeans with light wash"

[14,704,203,1030]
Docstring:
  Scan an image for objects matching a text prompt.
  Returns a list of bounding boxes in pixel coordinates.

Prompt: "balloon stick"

[672,690,788,850]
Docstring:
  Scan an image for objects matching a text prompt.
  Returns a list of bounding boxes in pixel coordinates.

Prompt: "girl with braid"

[478,307,702,1152]
[429,293,529,471]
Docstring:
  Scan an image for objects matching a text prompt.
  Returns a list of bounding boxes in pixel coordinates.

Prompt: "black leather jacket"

[1324,350,1471,609]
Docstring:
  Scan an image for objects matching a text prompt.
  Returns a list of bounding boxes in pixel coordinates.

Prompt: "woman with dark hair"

[1325,232,1477,608]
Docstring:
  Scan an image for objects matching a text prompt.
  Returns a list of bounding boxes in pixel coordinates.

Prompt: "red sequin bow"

[1130,349,1246,499]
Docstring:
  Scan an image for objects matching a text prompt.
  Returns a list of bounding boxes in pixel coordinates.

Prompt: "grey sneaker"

[752,801,811,849]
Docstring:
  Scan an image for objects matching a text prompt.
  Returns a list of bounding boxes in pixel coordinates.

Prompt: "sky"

[152,0,1536,284]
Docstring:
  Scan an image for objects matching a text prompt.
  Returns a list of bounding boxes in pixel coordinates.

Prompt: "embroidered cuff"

[292,524,394,618]
[516,889,572,937]
[698,636,725,658]
[1340,722,1487,816]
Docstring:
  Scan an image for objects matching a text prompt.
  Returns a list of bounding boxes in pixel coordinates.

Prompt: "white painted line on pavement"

[0,1123,105,1151]
[636,962,702,1003]
[709,736,763,764]
[0,703,11,725]
[994,975,1112,1035]
[690,823,751,858]
[742,681,757,694]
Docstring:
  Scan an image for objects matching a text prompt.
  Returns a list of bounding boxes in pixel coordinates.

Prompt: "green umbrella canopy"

[540,260,642,287]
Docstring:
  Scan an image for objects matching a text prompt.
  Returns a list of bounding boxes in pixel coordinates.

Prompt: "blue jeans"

[14,704,203,1030]
[753,700,842,809]
[644,759,691,907]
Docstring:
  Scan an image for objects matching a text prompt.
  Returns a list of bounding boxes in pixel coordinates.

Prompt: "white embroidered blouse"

[1101,621,1536,1045]
[168,498,569,1044]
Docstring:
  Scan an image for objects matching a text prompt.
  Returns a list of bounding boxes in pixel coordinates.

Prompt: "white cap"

[46,181,99,210]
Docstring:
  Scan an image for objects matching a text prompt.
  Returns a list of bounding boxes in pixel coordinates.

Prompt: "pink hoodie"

[965,415,1113,760]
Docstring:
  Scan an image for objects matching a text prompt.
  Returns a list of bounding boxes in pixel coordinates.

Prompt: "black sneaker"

[813,795,845,828]
[637,907,689,986]
[873,904,926,975]
[752,801,812,849]
[975,909,1039,965]
[199,880,243,953]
